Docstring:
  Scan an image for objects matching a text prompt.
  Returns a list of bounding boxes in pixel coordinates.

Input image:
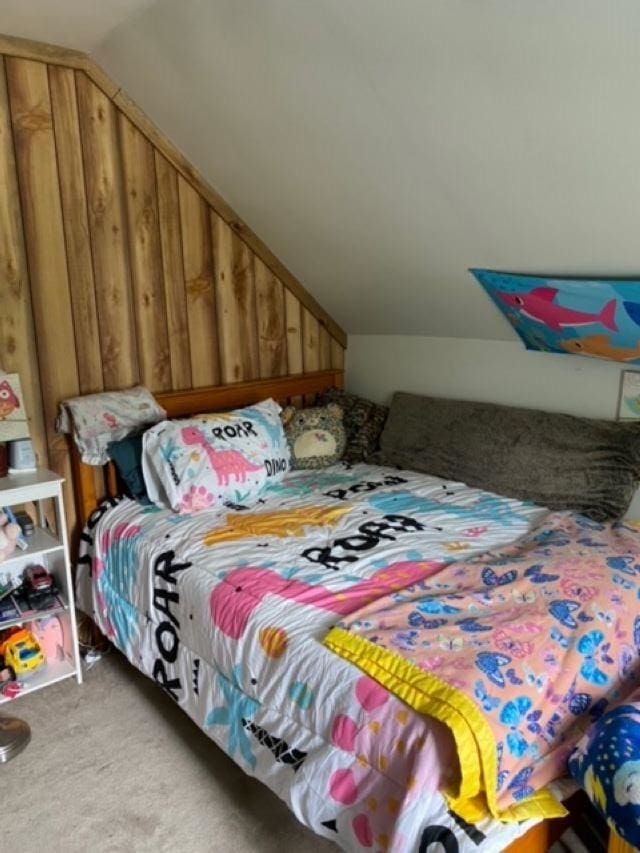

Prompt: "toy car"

[20,566,58,610]
[0,628,45,678]
[24,565,56,594]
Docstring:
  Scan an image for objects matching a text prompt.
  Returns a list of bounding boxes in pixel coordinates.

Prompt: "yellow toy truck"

[0,628,45,678]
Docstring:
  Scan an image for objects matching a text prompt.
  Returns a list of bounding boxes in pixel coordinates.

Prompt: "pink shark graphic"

[496,287,618,334]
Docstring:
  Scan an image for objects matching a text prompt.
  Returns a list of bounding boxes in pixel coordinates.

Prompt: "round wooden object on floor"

[0,716,31,763]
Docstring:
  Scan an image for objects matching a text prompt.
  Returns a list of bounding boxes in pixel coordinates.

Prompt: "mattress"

[76,462,550,852]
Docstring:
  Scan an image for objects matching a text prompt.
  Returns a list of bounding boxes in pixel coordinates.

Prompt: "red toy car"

[23,565,56,595]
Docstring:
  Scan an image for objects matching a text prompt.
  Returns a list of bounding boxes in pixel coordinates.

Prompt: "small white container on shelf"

[8,439,36,473]
[0,469,82,703]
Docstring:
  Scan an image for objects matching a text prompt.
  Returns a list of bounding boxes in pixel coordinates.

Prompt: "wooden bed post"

[68,438,97,527]
[504,820,549,853]
[608,831,636,853]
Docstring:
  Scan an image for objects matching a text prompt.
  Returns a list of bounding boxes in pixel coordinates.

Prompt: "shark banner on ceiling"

[470,269,640,364]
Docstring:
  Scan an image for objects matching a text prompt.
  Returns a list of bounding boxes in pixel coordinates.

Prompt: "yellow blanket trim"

[324,627,567,823]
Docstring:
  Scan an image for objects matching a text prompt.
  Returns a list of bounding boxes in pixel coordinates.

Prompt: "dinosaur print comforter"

[76,462,551,852]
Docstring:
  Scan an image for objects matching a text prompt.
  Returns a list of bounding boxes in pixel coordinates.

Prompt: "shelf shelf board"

[0,594,69,632]
[0,657,77,705]
[0,469,64,504]
[0,527,63,570]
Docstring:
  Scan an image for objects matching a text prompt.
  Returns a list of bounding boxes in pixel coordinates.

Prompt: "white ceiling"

[6,1,640,338]
[0,0,154,50]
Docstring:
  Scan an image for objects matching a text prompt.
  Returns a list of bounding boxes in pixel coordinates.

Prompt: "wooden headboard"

[69,369,344,526]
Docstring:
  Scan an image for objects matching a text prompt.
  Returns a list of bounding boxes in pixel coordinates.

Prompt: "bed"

[68,371,637,853]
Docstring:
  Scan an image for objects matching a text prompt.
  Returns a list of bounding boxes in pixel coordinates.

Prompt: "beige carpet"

[2,652,335,853]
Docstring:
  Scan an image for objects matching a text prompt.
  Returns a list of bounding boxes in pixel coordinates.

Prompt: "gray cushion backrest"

[379,392,640,521]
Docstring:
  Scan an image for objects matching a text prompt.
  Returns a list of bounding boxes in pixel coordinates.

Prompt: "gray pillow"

[378,392,640,521]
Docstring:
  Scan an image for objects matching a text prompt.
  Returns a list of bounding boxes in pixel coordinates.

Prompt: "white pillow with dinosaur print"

[142,398,290,513]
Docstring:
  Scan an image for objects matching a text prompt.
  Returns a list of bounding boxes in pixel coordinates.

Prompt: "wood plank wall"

[0,43,346,532]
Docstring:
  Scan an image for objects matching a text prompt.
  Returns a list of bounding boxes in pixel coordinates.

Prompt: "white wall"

[348,335,626,415]
[347,335,640,517]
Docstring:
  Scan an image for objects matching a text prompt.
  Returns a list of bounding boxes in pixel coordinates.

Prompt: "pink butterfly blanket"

[323,512,640,823]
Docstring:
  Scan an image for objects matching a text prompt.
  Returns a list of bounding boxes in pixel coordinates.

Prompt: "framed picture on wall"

[0,373,29,440]
[617,370,640,420]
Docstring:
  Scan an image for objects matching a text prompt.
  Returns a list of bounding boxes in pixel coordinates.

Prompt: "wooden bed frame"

[66,368,631,853]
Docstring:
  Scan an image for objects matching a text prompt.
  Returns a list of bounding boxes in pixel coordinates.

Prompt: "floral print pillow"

[57,386,166,465]
[142,398,290,513]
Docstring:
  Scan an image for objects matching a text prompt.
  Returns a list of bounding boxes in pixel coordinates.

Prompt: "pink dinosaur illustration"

[210,561,443,639]
[181,426,262,486]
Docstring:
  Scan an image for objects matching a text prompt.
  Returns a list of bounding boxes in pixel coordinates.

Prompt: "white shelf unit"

[0,469,82,704]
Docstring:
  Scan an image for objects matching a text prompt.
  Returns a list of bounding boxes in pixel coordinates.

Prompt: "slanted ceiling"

[3,2,640,341]
[92,1,640,338]
[0,1,155,51]
[0,34,345,531]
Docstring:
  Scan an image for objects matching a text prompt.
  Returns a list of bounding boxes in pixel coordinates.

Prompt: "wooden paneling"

[213,215,259,384]
[6,57,78,520]
[0,39,346,534]
[301,308,320,404]
[301,307,320,373]
[119,113,171,392]
[285,289,303,375]
[0,58,47,469]
[255,256,287,378]
[0,33,88,71]
[155,151,191,390]
[48,65,102,395]
[0,32,346,344]
[232,234,260,379]
[178,177,219,387]
[330,336,345,370]
[319,326,331,370]
[284,291,305,405]
[76,71,138,390]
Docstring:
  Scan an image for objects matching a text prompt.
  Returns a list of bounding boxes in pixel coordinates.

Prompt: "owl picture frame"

[0,374,28,441]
